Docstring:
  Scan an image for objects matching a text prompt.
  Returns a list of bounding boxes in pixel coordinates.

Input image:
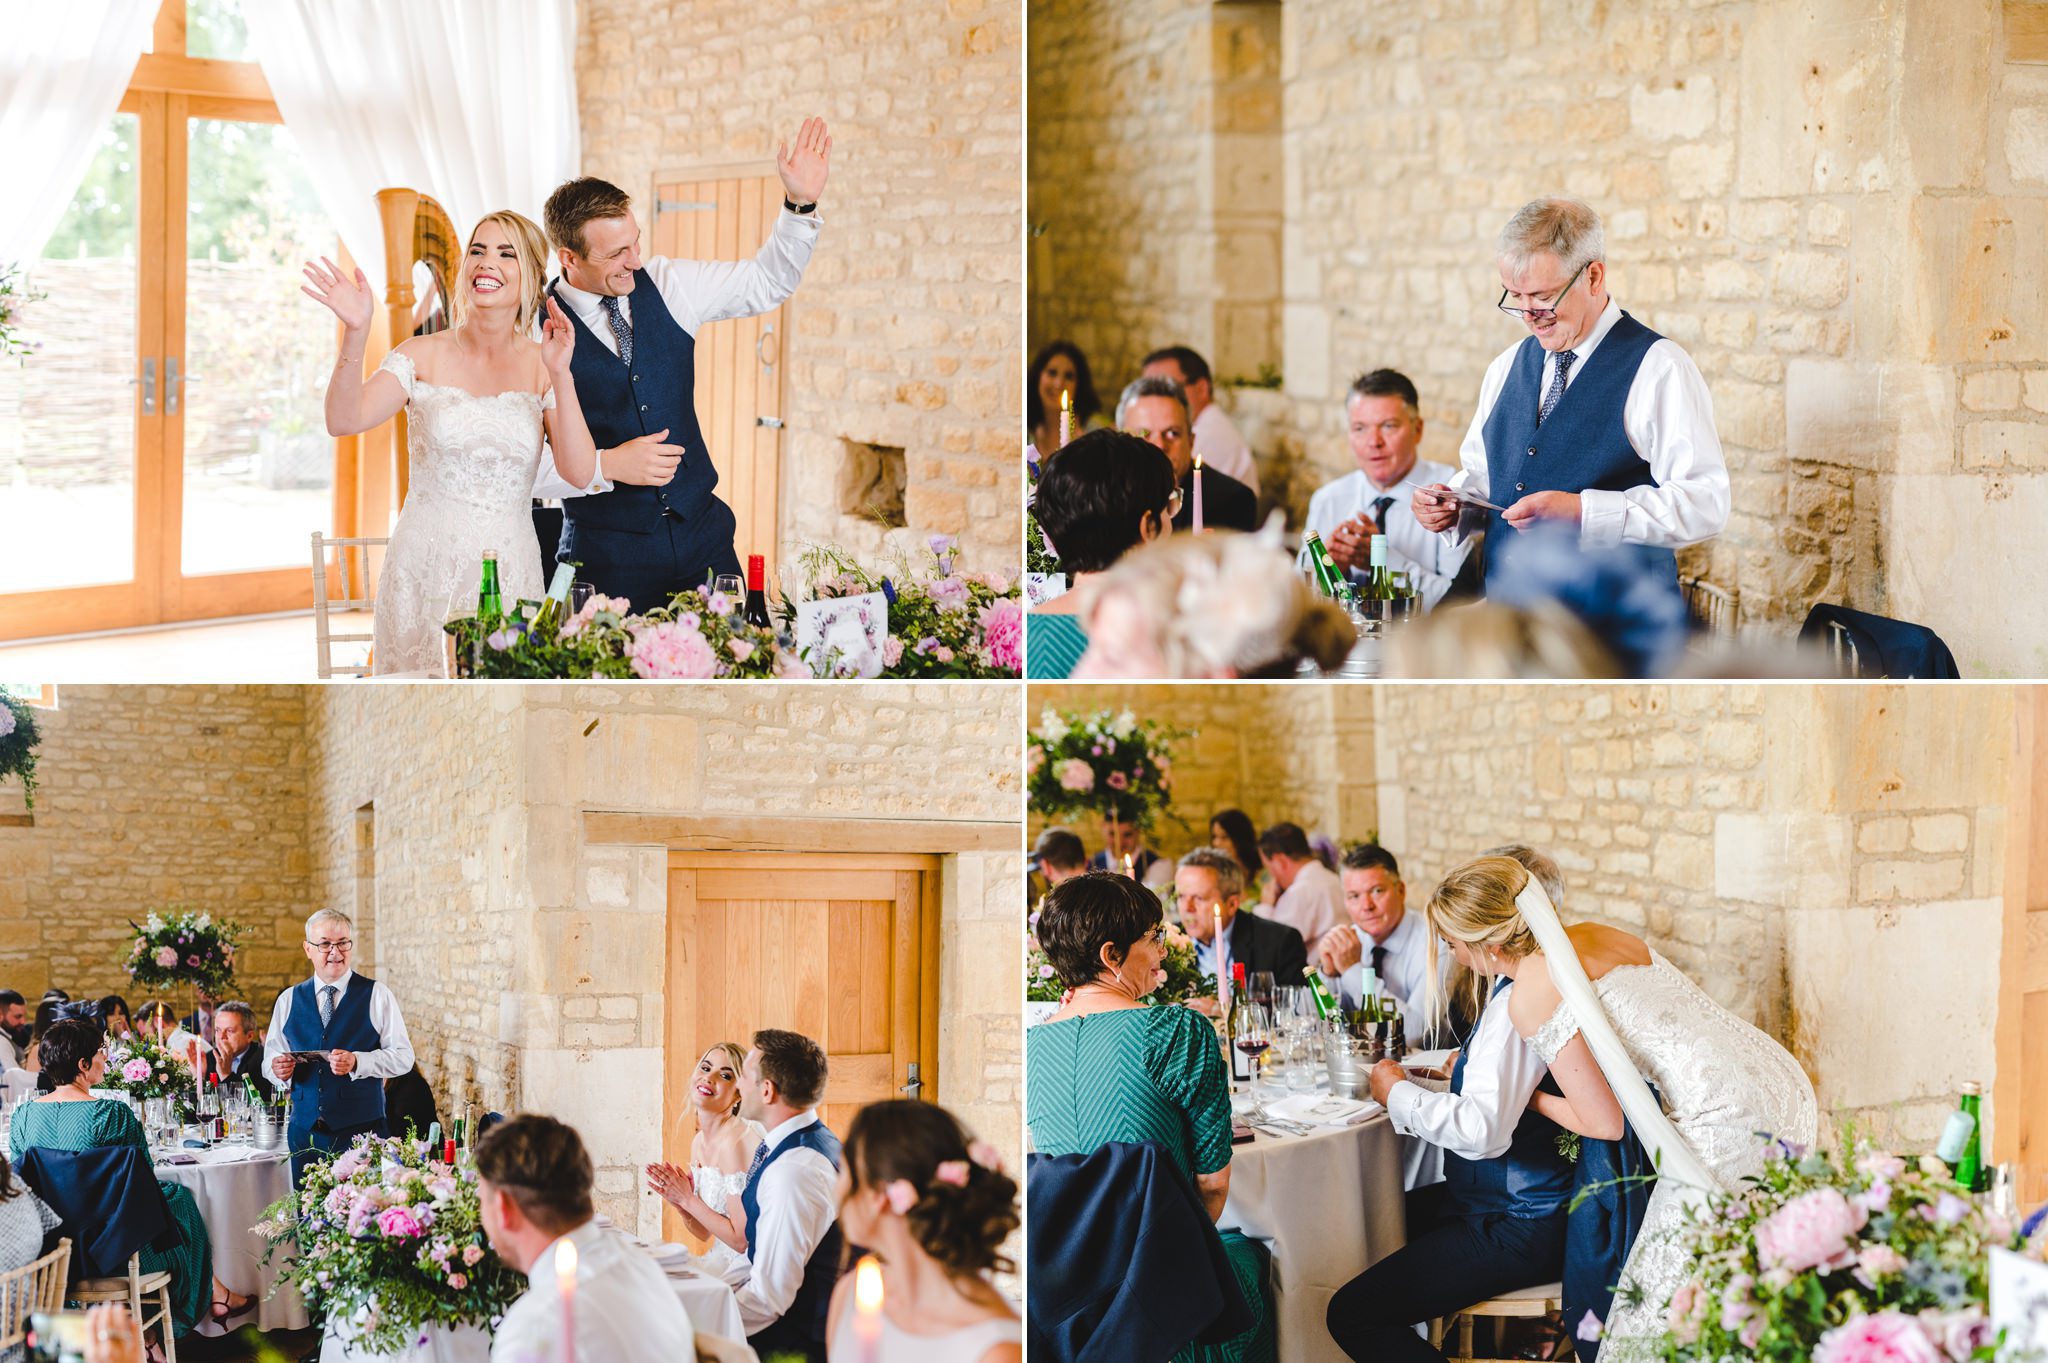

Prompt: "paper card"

[796,591,889,678]
[1992,1246,2048,1360]
[1417,484,1505,513]
[1026,572,1069,606]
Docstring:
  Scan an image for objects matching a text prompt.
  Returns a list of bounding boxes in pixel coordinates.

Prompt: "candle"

[1192,455,1205,533]
[1059,388,1072,448]
[853,1254,884,1363]
[555,1238,578,1363]
[1121,852,1135,880]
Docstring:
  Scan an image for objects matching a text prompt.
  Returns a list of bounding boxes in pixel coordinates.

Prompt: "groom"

[540,117,832,609]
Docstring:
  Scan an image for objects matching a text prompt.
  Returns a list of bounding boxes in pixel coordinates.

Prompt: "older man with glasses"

[1117,374,1260,533]
[263,908,416,1185]
[1414,197,1730,595]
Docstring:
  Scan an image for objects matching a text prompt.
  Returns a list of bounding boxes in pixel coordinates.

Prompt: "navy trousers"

[559,497,741,613]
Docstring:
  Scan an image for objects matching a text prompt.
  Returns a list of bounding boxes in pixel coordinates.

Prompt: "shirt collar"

[308,971,352,998]
[763,1109,821,1150]
[1371,904,1420,954]
[524,1218,603,1293]
[551,271,624,323]
[1555,294,1624,365]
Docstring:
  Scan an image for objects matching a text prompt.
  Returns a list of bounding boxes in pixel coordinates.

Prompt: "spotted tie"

[1537,349,1576,426]
[600,294,634,369]
[319,985,338,1028]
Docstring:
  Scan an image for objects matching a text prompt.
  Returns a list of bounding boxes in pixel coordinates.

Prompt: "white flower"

[1037,709,1069,744]
[146,913,164,931]
[1111,710,1137,739]
[194,912,211,928]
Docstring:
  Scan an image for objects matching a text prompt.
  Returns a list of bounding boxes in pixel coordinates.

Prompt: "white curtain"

[0,0,157,266]
[246,0,580,293]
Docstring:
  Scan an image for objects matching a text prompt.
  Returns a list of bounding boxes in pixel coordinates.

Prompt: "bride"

[302,211,599,675]
[1424,855,1818,1356]
[645,1042,767,1287]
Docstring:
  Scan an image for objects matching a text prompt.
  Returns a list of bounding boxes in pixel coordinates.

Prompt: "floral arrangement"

[259,1134,525,1355]
[1639,1134,2032,1363]
[101,1032,194,1103]
[125,908,246,994]
[0,261,43,362]
[1026,707,1181,827]
[0,692,40,811]
[447,588,797,680]
[1026,905,1214,1007]
[798,538,1022,678]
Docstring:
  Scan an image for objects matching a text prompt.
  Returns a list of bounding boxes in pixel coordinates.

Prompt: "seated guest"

[180,988,220,1050]
[645,1041,766,1290]
[1315,844,1448,1044]
[1208,809,1271,906]
[1087,809,1171,889]
[1257,822,1346,946]
[0,1149,62,1361]
[1031,827,1090,890]
[826,1099,1022,1362]
[477,1113,696,1362]
[133,1001,210,1070]
[1142,344,1260,495]
[22,999,66,1073]
[1070,530,1352,679]
[97,995,132,1040]
[210,1002,272,1099]
[1301,369,1471,609]
[1118,376,1257,533]
[734,1029,844,1363]
[1027,429,1178,680]
[1025,872,1274,1361]
[1174,849,1306,1018]
[0,991,27,1071]
[1027,340,1111,463]
[9,1019,245,1335]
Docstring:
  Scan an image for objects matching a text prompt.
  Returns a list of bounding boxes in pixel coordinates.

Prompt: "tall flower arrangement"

[1026,707,1180,827]
[0,692,39,812]
[101,1033,194,1103]
[125,909,246,994]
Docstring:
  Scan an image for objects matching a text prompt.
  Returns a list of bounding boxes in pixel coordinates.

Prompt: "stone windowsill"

[0,787,31,828]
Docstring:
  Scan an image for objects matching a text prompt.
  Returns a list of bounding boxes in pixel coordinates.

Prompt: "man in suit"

[212,1001,272,1099]
[1176,848,1306,1017]
[181,987,219,1049]
[1117,376,1259,533]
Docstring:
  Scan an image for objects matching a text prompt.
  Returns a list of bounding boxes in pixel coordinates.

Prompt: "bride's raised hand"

[301,256,372,332]
[540,295,575,373]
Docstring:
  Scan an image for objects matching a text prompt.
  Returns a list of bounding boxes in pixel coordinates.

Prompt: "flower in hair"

[967,1141,1004,1174]
[884,1179,918,1214]
[934,1160,971,1187]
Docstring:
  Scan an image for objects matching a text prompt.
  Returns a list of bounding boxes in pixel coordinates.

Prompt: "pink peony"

[625,621,717,680]
[1812,1311,1943,1363]
[122,1058,151,1082]
[1056,759,1094,793]
[1755,1186,1868,1274]
[377,1206,424,1239]
[154,946,179,968]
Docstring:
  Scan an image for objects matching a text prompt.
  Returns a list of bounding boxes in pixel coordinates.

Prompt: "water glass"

[569,581,595,614]
[712,574,744,611]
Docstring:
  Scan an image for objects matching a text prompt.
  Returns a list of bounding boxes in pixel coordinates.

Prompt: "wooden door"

[648,175,787,570]
[1999,687,2048,1203]
[662,853,934,1244]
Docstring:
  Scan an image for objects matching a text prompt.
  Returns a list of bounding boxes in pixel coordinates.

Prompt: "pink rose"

[377,1206,424,1240]
[1755,1186,1868,1274]
[1812,1311,1942,1363]
[1026,747,1045,777]
[1856,1151,1908,1182]
[883,635,905,667]
[1854,1243,1908,1289]
[1056,759,1094,793]
[122,1058,150,1082]
[186,955,201,967]
[933,645,954,663]
[462,1244,485,1266]
[1107,771,1129,791]
[1720,1273,1755,1331]
[728,638,754,663]
[1665,1282,1702,1345]
[979,600,1022,672]
[446,1272,468,1289]
[154,946,180,968]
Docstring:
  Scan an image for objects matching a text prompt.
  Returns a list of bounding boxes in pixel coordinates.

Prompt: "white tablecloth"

[667,1268,746,1342]
[1219,1103,1407,1363]
[321,1320,491,1362]
[154,1144,309,1335]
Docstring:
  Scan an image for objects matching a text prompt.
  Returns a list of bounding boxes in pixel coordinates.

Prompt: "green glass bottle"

[1936,1081,1985,1191]
[476,552,503,625]
[1367,533,1394,621]
[1302,531,1360,610]
[1303,966,1340,1021]
[532,561,575,635]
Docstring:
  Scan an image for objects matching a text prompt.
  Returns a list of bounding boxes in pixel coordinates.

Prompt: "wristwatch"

[783,198,817,214]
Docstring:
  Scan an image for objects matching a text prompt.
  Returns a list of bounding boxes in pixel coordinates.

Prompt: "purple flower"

[1575,1312,1602,1342]
[485,629,515,651]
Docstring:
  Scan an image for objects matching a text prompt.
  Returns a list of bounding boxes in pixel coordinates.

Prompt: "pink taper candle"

[555,1237,577,1363]
[1059,388,1073,448]
[853,1255,884,1363]
[1192,455,1205,532]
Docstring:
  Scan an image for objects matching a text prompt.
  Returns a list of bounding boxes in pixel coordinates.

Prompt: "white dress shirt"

[1319,906,1447,1047]
[1302,460,1472,609]
[260,972,417,1082]
[1386,980,1548,1161]
[1192,402,1259,495]
[733,1110,840,1335]
[1267,860,1346,948]
[533,207,823,500]
[1445,296,1731,550]
[0,1032,20,1072]
[490,1218,696,1363]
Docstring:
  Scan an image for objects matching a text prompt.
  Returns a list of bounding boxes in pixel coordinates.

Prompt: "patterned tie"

[1537,349,1577,426]
[600,295,634,369]
[745,1140,768,1182]
[1370,495,1395,537]
[319,985,338,1028]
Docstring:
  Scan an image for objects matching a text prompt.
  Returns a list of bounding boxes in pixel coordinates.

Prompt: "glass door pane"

[0,114,141,594]
[180,116,334,577]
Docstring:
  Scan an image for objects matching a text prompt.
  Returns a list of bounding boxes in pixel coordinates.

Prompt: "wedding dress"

[690,1118,768,1289]
[370,351,548,676]
[1527,944,1817,1352]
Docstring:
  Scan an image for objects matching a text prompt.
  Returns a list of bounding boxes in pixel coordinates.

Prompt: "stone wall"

[1374,682,2012,1147]
[576,0,1022,574]
[1028,0,2048,675]
[0,686,313,1016]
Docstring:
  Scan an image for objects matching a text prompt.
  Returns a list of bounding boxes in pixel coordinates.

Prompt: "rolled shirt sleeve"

[1576,340,1731,550]
[1385,987,1548,1162]
[349,980,416,1082]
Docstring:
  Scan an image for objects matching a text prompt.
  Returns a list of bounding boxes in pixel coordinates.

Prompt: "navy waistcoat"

[550,273,718,533]
[1441,980,1574,1219]
[1480,311,1675,589]
[740,1119,845,1350]
[282,973,386,1134]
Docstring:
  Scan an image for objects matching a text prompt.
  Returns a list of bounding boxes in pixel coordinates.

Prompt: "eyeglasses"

[307,939,353,955]
[1163,487,1185,520]
[1497,262,1587,321]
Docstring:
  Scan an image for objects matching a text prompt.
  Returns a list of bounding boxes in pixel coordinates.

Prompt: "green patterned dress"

[1025,613,1087,679]
[1026,1004,1274,1363]
[9,1097,213,1337]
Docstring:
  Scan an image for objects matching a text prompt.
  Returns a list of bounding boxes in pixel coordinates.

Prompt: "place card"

[795,591,890,678]
[1992,1246,2048,1358]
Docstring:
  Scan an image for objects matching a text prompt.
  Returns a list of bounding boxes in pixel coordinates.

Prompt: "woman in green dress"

[1026,871,1275,1363]
[1027,429,1179,680]
[8,1018,243,1338]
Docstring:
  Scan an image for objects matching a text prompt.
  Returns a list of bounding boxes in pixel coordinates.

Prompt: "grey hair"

[1115,374,1191,430]
[216,1001,256,1029]
[1480,843,1567,911]
[1496,197,1605,276]
[305,908,354,938]
[1177,847,1245,902]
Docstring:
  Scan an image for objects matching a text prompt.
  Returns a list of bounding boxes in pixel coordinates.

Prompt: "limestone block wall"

[576,0,1022,573]
[0,686,312,1014]
[1027,683,1377,867]
[1374,683,2012,1147]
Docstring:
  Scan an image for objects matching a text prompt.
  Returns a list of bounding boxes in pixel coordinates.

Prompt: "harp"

[375,188,461,508]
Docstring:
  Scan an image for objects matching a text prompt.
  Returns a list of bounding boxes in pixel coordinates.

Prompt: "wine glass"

[1248,971,1276,1007]
[712,574,744,613]
[569,581,595,614]
[1232,996,1273,1123]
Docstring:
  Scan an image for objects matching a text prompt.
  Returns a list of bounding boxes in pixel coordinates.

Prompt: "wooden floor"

[185,1324,318,1362]
[0,612,374,683]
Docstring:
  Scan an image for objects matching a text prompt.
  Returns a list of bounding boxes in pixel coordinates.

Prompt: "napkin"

[1267,1092,1381,1127]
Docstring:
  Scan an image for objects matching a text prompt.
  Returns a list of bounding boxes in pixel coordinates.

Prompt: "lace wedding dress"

[1530,951,1818,1352]
[371,351,549,676]
[690,1118,768,1289]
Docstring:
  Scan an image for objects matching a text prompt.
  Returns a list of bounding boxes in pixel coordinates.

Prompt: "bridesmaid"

[645,1041,766,1283]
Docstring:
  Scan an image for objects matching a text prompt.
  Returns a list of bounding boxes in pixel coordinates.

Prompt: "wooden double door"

[661,852,937,1243]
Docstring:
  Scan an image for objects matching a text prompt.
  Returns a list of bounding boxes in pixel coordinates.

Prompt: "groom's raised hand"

[605,429,683,486]
[777,116,833,205]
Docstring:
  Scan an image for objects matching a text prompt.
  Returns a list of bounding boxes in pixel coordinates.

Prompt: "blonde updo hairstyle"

[452,209,551,333]
[1423,854,1544,1034]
